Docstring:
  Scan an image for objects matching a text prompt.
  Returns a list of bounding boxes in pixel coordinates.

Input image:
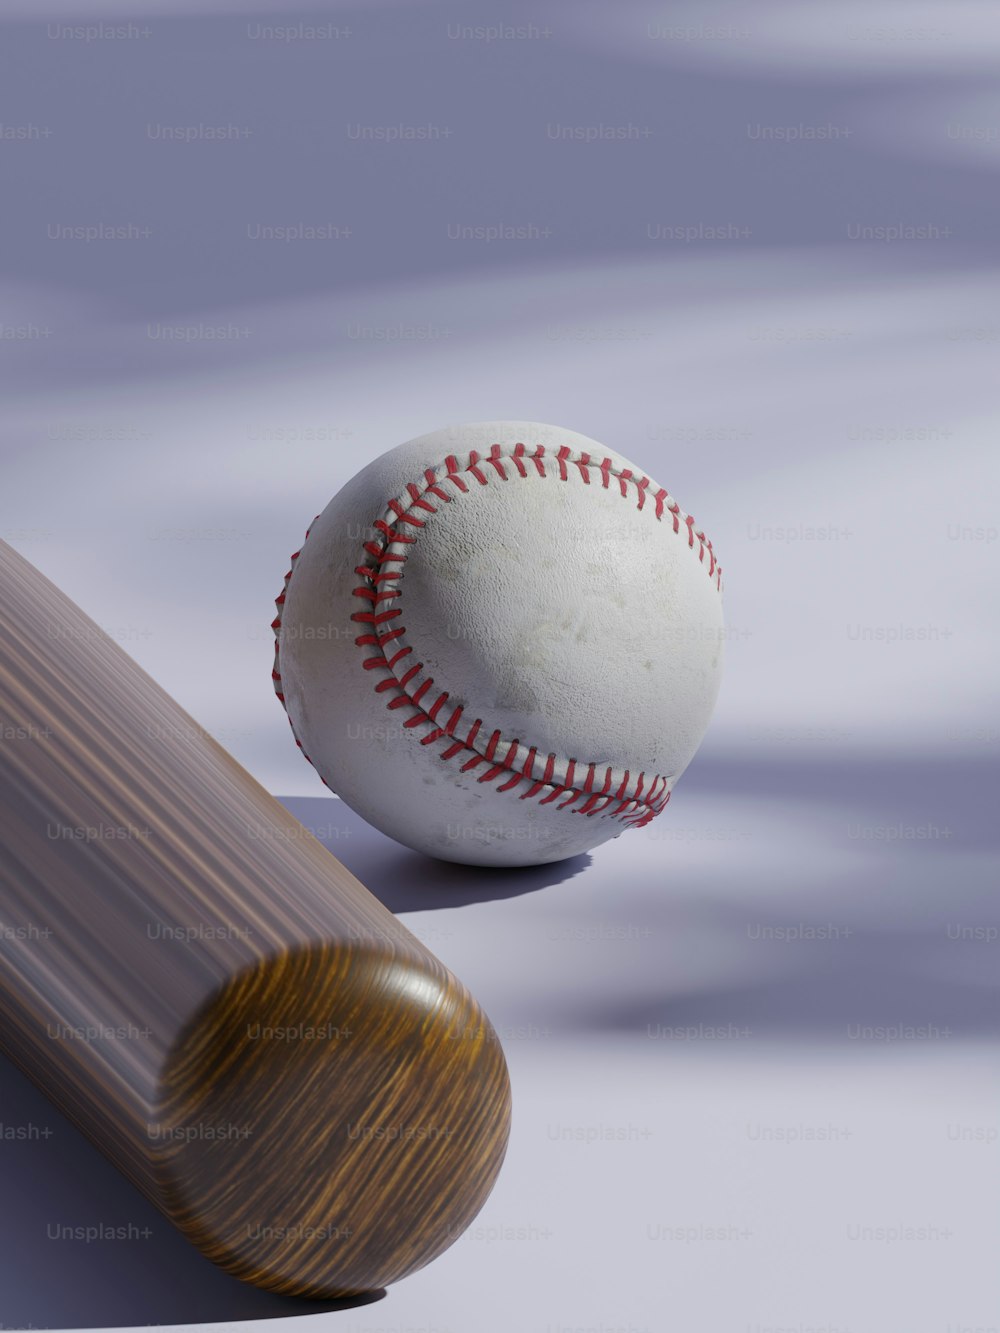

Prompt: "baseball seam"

[273,441,722,830]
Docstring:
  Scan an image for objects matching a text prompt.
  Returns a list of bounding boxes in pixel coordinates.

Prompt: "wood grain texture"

[0,538,511,1298]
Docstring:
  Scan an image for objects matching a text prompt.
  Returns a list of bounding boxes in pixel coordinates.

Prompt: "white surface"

[0,0,997,1326]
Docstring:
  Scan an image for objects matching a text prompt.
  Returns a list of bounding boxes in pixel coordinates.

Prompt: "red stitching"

[445,703,464,735]
[273,448,722,830]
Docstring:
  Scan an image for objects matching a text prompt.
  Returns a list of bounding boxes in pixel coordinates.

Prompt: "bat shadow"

[0,1055,383,1326]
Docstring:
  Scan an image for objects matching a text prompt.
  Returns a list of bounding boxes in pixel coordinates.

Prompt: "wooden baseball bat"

[0,538,511,1299]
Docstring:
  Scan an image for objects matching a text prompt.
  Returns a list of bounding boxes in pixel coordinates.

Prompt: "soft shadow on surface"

[279,795,592,910]
[0,3,994,389]
[548,927,1000,1042]
[0,1058,383,1327]
[531,751,1000,1042]
[687,751,997,855]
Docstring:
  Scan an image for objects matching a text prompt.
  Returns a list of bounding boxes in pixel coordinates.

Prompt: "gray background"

[0,1,998,1330]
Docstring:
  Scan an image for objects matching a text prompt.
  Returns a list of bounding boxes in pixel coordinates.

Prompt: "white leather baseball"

[273,422,724,867]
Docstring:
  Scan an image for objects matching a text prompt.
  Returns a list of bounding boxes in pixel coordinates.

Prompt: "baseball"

[273,422,724,867]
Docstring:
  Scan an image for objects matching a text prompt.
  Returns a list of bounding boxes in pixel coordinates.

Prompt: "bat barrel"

[0,538,510,1297]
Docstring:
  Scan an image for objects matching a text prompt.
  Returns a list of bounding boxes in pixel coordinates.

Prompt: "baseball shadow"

[279,794,592,911]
